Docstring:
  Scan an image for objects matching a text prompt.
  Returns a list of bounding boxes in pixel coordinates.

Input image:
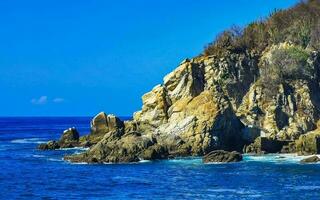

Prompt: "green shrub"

[203,26,245,56]
[259,45,313,98]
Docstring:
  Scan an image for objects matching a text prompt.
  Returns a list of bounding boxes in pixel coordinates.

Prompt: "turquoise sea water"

[1,117,320,199]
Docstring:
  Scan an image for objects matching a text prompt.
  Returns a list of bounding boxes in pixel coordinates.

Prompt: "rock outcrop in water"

[300,155,320,163]
[38,127,82,150]
[203,150,243,163]
[39,1,320,163]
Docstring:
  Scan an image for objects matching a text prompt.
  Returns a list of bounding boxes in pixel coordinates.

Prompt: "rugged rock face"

[64,54,256,163]
[203,150,243,163]
[133,56,250,155]
[295,125,320,155]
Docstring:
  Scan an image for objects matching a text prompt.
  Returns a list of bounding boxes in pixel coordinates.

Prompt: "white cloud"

[31,96,48,105]
[53,97,64,103]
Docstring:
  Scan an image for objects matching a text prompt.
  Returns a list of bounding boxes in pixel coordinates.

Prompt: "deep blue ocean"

[1,117,320,199]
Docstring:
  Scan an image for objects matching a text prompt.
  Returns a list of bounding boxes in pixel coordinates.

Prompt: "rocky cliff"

[61,43,320,163]
[39,0,320,163]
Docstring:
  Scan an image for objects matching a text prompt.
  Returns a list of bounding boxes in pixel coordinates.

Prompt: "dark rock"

[203,150,242,163]
[38,140,60,150]
[300,155,320,163]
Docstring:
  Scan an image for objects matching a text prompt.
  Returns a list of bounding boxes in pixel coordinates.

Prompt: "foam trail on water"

[11,138,46,144]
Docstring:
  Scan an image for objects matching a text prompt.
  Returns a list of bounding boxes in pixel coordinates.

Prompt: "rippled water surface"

[1,117,320,199]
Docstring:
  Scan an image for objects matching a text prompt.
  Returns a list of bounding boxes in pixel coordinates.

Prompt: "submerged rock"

[300,155,320,163]
[203,150,242,163]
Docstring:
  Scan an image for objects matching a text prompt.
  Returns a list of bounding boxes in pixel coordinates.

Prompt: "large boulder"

[203,150,243,163]
[81,112,125,145]
[300,155,320,163]
[91,112,124,134]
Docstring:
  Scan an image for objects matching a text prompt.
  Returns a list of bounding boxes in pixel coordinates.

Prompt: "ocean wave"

[207,188,261,197]
[32,154,45,158]
[11,138,46,144]
[57,147,89,151]
[288,185,320,191]
[47,158,63,162]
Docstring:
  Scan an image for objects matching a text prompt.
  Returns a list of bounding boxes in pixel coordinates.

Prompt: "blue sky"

[0,0,299,117]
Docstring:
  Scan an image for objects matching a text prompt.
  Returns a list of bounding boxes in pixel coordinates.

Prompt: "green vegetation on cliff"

[204,0,320,56]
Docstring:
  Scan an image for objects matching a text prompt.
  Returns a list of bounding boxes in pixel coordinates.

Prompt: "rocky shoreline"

[38,1,320,164]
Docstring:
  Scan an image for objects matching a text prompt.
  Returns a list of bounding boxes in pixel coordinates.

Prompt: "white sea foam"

[71,162,89,165]
[11,138,46,144]
[243,153,313,164]
[138,159,151,163]
[167,157,202,165]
